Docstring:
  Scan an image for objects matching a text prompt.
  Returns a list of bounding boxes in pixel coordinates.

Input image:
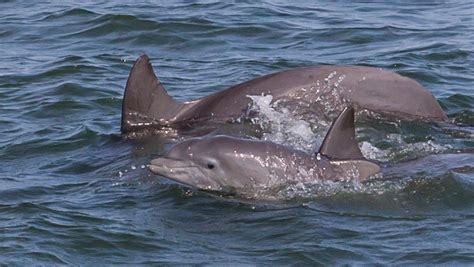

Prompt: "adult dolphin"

[121,55,447,134]
[148,107,380,195]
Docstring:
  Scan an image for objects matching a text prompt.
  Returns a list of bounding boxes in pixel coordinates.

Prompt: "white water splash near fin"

[246,94,323,152]
[360,139,452,162]
[360,142,389,160]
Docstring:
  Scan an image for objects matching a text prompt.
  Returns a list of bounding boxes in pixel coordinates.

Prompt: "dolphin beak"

[148,157,190,175]
[148,157,221,190]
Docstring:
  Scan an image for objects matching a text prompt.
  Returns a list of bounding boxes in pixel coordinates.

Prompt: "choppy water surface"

[1,1,473,265]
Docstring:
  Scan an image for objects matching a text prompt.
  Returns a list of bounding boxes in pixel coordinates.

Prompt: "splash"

[360,137,452,162]
[360,141,389,160]
[239,172,417,201]
[239,92,458,201]
[237,151,387,201]
[246,94,451,163]
[117,165,146,177]
[246,94,326,152]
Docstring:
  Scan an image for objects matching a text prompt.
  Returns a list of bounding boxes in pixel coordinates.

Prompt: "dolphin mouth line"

[148,157,202,177]
[148,158,197,167]
[148,158,198,170]
[150,156,190,163]
[147,164,199,171]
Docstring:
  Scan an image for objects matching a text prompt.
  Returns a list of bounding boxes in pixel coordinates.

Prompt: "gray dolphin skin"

[148,107,380,194]
[122,54,447,134]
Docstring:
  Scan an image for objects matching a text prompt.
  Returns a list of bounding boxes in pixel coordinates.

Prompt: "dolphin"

[148,107,381,195]
[383,148,474,179]
[122,55,447,134]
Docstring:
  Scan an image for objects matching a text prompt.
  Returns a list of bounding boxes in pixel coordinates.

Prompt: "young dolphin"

[148,107,380,194]
[122,55,447,134]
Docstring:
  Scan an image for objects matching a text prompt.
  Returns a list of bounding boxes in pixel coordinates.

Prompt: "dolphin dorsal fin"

[319,106,364,160]
[121,55,181,133]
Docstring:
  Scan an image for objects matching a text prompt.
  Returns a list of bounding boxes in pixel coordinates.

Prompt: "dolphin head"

[148,136,274,191]
[149,156,222,191]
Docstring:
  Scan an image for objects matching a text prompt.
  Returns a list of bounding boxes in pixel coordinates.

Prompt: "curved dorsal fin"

[121,55,181,133]
[319,106,364,160]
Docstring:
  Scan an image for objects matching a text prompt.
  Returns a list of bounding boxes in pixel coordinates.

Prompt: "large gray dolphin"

[148,107,380,195]
[122,55,447,134]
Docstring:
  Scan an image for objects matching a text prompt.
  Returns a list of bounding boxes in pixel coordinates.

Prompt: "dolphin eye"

[207,163,215,169]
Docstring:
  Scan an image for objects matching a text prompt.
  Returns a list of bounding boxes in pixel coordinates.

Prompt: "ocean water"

[1,1,473,265]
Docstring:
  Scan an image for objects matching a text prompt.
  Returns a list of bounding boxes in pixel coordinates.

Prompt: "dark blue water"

[1,1,473,265]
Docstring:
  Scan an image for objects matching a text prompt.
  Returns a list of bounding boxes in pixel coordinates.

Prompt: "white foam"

[246,94,451,162]
[361,141,388,160]
[247,94,324,152]
[361,137,451,162]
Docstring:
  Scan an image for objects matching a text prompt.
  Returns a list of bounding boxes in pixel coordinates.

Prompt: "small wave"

[25,100,92,119]
[1,125,111,161]
[39,8,98,21]
[441,94,474,126]
[0,30,12,38]
[63,14,176,38]
[79,15,155,36]
[422,48,470,62]
[4,62,106,86]
[444,94,474,109]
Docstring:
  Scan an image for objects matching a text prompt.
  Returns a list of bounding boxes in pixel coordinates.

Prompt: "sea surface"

[1,0,473,265]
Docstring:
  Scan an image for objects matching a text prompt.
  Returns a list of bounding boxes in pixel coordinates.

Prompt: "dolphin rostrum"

[122,55,447,134]
[148,107,380,195]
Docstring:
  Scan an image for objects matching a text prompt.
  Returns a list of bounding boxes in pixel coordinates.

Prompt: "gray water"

[1,1,473,265]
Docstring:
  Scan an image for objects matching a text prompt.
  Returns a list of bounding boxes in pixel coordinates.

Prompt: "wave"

[39,8,98,21]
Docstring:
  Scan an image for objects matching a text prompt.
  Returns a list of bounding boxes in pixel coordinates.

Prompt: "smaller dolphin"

[122,55,447,135]
[148,107,380,194]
